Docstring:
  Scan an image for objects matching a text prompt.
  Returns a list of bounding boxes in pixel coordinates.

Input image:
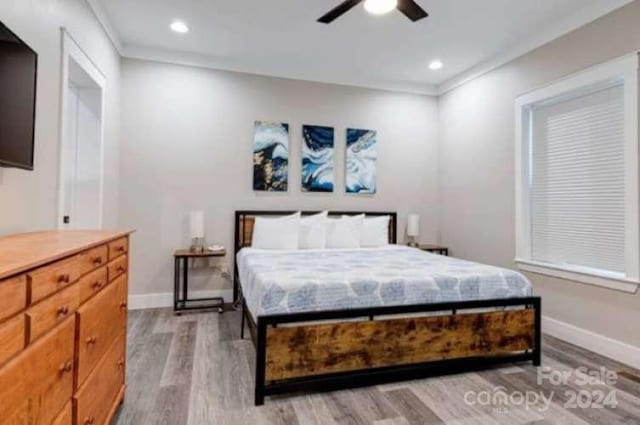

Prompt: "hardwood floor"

[113,309,640,425]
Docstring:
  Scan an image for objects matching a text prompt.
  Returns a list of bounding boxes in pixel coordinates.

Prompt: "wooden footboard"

[265,309,535,381]
[249,297,541,405]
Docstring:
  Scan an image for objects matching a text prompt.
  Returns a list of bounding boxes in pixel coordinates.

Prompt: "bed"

[233,210,541,405]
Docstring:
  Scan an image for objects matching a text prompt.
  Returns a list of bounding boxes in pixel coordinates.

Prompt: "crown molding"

[122,44,439,96]
[85,0,123,55]
[436,0,635,95]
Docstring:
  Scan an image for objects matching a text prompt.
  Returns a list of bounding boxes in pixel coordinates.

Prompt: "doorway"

[58,30,106,230]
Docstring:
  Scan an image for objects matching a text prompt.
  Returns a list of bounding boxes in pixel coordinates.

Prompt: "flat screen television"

[0,21,37,170]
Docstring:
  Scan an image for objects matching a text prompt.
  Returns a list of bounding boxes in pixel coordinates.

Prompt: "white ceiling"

[90,0,631,94]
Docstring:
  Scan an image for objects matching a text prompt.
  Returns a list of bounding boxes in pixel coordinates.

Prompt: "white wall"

[0,0,120,234]
[438,1,640,348]
[120,58,439,298]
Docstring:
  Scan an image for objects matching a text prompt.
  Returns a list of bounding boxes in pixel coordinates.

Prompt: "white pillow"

[361,215,390,247]
[251,212,301,250]
[299,211,328,249]
[326,214,364,249]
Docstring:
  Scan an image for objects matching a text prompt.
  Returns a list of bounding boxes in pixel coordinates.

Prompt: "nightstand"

[174,248,226,314]
[418,244,449,256]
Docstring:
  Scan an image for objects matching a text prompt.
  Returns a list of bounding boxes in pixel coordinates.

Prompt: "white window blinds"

[529,82,625,274]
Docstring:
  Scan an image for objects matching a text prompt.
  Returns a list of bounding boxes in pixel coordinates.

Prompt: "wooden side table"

[174,248,227,314]
[418,244,449,256]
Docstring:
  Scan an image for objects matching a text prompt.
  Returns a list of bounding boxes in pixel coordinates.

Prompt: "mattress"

[237,245,533,319]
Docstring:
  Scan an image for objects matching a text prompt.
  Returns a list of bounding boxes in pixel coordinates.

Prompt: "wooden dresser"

[0,230,133,425]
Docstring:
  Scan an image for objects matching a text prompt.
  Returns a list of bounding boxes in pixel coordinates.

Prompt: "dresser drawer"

[27,282,79,343]
[1,400,29,424]
[0,317,75,425]
[0,314,25,366]
[52,402,72,425]
[76,275,127,387]
[116,272,128,312]
[0,275,27,323]
[108,237,128,261]
[74,333,125,425]
[28,255,82,303]
[78,266,108,304]
[79,245,108,276]
[107,255,127,282]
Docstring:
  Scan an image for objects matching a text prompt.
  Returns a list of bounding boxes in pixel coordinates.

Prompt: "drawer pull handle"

[86,336,97,345]
[117,265,126,273]
[57,306,69,316]
[117,246,125,252]
[84,416,95,425]
[117,359,125,368]
[92,281,103,289]
[58,274,70,283]
[58,361,73,374]
[92,257,103,265]
[120,302,128,310]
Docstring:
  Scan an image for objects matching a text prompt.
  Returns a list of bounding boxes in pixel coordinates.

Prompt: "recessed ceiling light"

[170,20,189,34]
[429,59,443,70]
[364,0,398,15]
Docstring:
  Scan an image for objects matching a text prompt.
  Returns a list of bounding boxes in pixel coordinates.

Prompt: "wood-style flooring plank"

[348,388,400,423]
[373,418,411,425]
[409,375,504,425]
[384,388,444,425]
[149,385,191,425]
[187,313,224,425]
[324,391,373,425]
[290,395,341,425]
[161,320,197,387]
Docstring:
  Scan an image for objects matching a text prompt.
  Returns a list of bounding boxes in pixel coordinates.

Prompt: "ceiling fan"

[318,0,428,24]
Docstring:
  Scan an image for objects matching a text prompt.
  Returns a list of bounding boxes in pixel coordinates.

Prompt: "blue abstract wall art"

[253,121,289,191]
[302,125,334,192]
[346,128,377,194]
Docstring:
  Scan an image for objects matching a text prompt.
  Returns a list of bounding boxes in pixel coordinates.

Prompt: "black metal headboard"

[232,210,397,303]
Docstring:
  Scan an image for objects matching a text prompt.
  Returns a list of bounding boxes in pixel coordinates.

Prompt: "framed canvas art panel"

[346,128,377,194]
[253,121,289,191]
[302,125,334,192]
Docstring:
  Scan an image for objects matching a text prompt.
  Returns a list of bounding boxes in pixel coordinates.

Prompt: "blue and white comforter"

[237,246,532,319]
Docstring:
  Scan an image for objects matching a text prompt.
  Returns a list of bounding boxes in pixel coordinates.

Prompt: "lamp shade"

[190,211,205,239]
[407,214,420,237]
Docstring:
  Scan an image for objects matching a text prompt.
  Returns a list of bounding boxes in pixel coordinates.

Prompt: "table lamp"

[407,213,419,247]
[190,211,205,253]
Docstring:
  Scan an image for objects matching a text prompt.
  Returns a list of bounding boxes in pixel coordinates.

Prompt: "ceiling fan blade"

[396,0,429,22]
[318,0,363,24]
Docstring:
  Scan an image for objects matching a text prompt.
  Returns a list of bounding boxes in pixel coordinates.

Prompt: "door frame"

[57,29,107,229]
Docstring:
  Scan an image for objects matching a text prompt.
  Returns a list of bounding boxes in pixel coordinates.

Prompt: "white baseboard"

[128,289,233,310]
[542,315,640,370]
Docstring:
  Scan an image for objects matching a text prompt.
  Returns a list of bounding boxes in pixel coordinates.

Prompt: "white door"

[61,82,102,228]
[59,32,105,230]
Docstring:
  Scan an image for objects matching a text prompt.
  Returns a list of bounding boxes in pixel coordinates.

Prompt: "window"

[515,53,640,293]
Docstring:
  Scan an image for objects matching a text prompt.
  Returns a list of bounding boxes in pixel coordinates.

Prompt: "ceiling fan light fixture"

[364,0,398,15]
[170,20,189,34]
[429,59,443,70]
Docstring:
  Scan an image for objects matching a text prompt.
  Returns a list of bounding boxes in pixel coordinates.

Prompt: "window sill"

[514,259,639,294]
